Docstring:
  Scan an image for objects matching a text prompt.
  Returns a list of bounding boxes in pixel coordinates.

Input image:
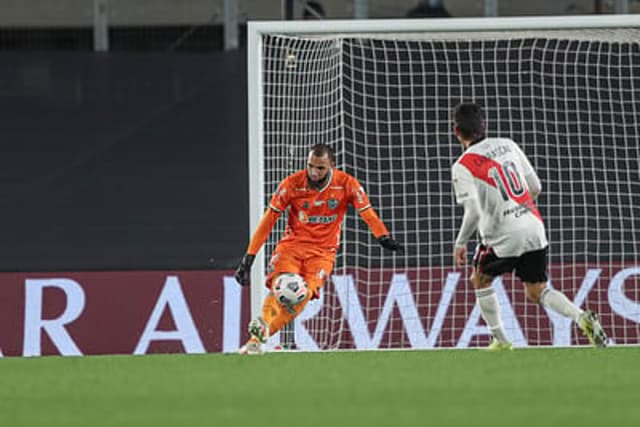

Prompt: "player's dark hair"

[453,102,486,141]
[310,143,335,164]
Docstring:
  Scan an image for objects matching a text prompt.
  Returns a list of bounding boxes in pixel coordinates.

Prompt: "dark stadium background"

[0,48,249,271]
[1,6,638,273]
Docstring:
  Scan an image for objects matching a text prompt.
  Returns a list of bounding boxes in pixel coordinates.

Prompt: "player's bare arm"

[454,246,467,267]
[453,200,479,266]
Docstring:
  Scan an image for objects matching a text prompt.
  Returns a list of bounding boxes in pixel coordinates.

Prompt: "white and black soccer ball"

[273,273,308,306]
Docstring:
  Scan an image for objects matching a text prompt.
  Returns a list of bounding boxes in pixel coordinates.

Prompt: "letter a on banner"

[134,276,205,355]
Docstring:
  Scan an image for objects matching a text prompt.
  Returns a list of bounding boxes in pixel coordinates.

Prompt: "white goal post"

[247,14,640,350]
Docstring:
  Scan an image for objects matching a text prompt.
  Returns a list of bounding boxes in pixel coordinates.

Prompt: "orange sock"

[261,293,310,335]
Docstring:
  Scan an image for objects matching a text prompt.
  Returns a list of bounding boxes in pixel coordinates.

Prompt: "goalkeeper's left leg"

[261,292,311,336]
[239,249,333,354]
[261,250,332,335]
[260,265,331,335]
[238,291,311,355]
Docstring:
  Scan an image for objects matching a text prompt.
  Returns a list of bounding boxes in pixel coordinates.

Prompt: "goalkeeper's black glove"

[234,254,255,286]
[378,235,403,252]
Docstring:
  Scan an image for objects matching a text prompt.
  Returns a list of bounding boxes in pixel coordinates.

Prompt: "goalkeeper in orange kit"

[234,143,402,354]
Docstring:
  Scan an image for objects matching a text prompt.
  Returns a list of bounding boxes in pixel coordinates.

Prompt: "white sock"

[476,287,510,343]
[540,288,583,322]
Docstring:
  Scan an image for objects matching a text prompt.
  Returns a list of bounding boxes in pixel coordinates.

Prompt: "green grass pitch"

[1,346,638,427]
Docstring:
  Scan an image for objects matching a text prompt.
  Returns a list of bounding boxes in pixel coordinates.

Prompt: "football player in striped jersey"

[451,102,607,350]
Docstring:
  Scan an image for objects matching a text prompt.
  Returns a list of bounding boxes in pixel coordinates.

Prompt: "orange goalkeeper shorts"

[266,242,336,299]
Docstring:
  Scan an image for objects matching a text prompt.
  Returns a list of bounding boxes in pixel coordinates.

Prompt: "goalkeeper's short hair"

[310,143,335,164]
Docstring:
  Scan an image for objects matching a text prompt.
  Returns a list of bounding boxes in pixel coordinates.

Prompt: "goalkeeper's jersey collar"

[308,168,333,193]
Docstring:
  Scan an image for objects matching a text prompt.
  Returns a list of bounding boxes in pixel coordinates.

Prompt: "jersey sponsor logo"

[503,201,536,218]
[459,152,542,222]
[307,214,338,224]
[298,212,338,224]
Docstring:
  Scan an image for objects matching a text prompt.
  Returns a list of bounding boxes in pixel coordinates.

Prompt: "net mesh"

[260,28,640,349]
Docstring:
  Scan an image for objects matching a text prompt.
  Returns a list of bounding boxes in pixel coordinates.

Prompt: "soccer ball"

[273,273,308,306]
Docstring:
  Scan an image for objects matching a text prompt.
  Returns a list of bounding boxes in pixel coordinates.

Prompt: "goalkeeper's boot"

[578,310,608,348]
[238,317,270,355]
[248,317,270,344]
[238,337,263,355]
[485,338,513,352]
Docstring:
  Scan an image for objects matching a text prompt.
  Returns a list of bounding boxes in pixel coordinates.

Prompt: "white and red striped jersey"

[452,137,548,257]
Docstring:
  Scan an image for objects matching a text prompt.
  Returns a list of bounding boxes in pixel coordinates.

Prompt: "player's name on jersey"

[482,144,512,160]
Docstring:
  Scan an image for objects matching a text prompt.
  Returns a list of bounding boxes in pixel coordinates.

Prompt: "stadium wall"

[0,270,250,356]
[0,263,637,356]
[0,50,249,272]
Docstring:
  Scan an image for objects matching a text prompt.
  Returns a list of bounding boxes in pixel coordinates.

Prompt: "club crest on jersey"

[327,198,338,210]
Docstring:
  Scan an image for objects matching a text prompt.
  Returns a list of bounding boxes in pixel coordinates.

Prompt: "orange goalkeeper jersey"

[261,169,389,250]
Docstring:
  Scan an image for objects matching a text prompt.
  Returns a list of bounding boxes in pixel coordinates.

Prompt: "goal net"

[247,15,640,350]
